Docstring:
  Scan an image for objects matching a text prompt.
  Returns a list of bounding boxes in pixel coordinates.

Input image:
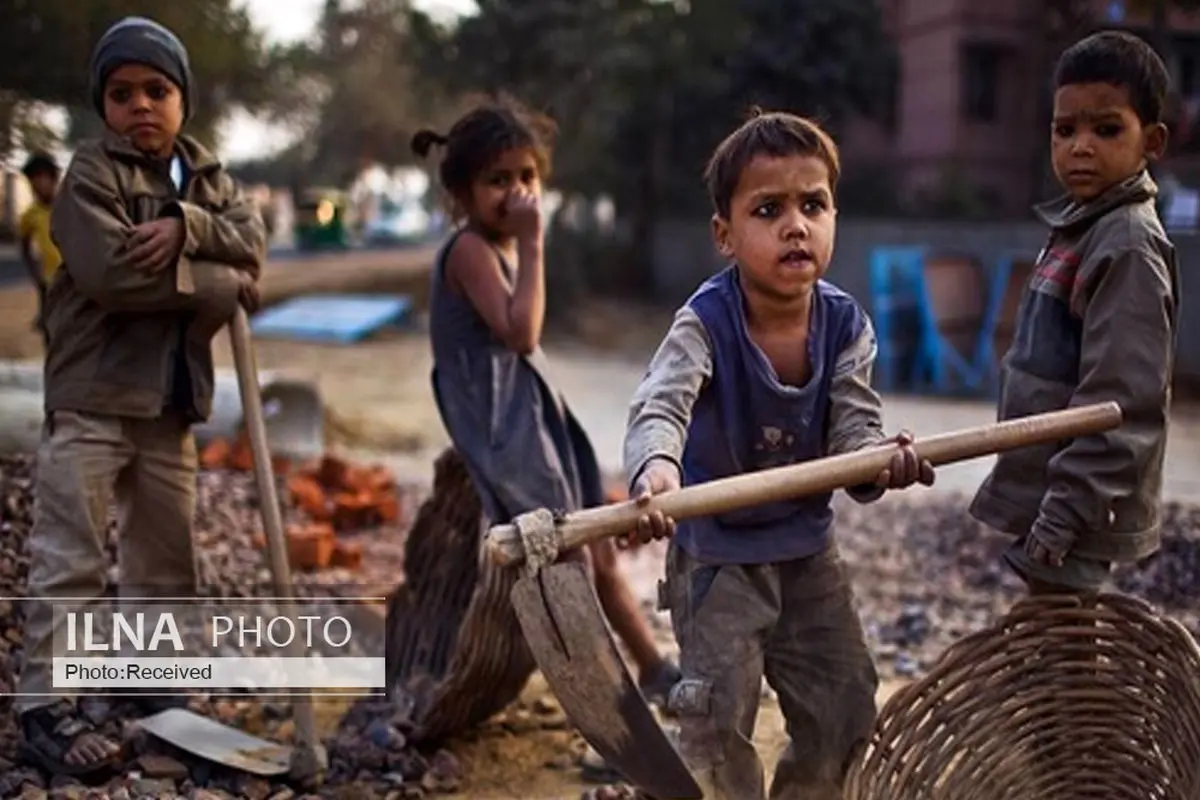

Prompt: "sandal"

[19,700,122,777]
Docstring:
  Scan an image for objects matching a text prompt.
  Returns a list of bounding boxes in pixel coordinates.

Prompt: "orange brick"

[230,436,254,472]
[331,491,376,530]
[286,523,335,570]
[288,476,332,521]
[316,456,349,490]
[330,540,363,570]
[366,465,395,493]
[200,438,233,470]
[377,493,401,523]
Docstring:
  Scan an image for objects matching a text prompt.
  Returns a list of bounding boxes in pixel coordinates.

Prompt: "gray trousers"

[17,410,199,712]
[661,541,878,800]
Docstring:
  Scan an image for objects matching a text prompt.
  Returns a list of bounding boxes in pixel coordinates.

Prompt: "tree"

[410,0,898,293]
[245,0,450,186]
[0,0,276,155]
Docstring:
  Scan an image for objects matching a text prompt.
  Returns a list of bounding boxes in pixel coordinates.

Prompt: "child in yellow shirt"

[18,153,63,347]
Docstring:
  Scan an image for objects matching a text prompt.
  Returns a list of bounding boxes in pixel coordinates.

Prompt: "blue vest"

[678,266,868,564]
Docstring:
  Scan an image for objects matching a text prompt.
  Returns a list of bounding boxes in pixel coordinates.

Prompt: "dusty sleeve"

[826,314,889,503]
[169,172,267,277]
[1034,245,1176,551]
[623,306,713,491]
[50,145,198,312]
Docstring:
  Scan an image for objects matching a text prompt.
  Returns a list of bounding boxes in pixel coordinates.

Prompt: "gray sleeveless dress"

[428,229,605,525]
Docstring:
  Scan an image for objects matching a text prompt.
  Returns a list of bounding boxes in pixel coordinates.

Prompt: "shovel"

[482,401,1123,798]
[139,307,327,785]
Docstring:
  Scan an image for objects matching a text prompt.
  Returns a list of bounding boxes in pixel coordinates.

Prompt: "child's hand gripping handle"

[484,401,1123,568]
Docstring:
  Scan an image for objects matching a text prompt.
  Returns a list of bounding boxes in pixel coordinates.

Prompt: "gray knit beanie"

[89,17,195,122]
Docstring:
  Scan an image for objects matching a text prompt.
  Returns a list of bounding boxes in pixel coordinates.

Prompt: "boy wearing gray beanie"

[16,16,265,777]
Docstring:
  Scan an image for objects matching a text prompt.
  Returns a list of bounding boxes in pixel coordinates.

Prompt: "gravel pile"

[0,455,1197,798]
[833,492,1200,680]
[0,455,457,799]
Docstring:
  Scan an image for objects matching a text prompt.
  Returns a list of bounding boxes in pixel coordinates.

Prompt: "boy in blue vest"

[620,111,934,800]
[970,31,1178,597]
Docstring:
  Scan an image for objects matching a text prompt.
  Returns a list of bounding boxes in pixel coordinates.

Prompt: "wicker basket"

[384,448,536,743]
[845,593,1200,800]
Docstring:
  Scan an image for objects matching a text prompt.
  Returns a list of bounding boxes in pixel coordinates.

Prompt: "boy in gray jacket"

[971,30,1179,594]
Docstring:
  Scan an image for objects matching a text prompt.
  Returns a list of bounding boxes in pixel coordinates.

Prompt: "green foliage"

[407,0,898,289]
[238,0,456,185]
[0,0,276,152]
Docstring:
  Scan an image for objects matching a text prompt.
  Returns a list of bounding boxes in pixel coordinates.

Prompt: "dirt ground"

[0,261,834,799]
[12,252,1200,798]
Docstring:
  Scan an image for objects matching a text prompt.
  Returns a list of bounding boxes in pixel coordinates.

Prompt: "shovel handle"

[484,401,1122,567]
[228,307,321,774]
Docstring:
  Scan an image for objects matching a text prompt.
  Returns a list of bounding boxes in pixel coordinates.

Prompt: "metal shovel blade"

[511,561,703,800]
[258,379,325,460]
[136,708,292,776]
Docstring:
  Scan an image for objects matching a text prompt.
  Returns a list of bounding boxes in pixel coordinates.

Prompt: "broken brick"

[331,540,363,570]
[230,435,254,472]
[316,455,349,491]
[288,475,332,521]
[332,491,376,530]
[377,493,401,523]
[286,523,336,570]
[200,438,233,470]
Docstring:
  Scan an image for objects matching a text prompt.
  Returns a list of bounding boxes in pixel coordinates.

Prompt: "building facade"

[848,0,1200,216]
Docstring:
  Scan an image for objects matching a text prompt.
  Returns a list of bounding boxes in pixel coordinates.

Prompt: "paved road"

[0,241,438,287]
[541,342,1200,503]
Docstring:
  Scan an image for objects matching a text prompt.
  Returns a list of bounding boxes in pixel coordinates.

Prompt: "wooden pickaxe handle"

[484,401,1122,567]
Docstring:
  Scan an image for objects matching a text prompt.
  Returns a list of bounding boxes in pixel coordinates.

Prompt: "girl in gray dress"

[411,100,680,730]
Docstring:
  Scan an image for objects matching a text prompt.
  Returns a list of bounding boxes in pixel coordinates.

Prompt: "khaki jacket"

[45,130,265,422]
[970,170,1180,563]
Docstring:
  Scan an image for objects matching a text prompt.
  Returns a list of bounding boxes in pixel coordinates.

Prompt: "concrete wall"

[651,217,1199,387]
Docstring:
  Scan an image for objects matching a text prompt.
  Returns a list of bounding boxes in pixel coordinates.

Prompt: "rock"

[130,778,176,796]
[233,775,271,800]
[261,702,290,721]
[532,696,559,715]
[47,775,87,800]
[543,752,577,770]
[3,457,1200,797]
[136,754,190,780]
[500,709,539,734]
[420,749,462,794]
[0,767,46,795]
[272,718,295,743]
[365,719,407,750]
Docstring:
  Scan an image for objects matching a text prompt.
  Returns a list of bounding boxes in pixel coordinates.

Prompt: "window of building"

[1180,51,1197,97]
[961,43,1004,123]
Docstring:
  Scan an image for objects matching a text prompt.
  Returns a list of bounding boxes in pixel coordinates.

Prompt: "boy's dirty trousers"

[16,409,199,713]
[661,540,878,800]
